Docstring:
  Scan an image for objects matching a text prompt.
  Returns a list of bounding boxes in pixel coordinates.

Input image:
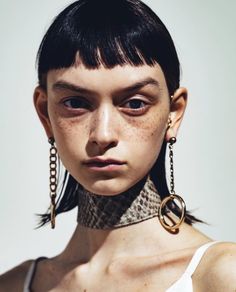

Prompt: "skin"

[35,63,183,195]
[0,63,236,291]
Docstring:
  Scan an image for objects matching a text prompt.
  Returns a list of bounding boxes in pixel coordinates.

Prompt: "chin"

[80,176,137,196]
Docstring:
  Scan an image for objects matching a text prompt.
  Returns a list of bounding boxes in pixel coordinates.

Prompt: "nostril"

[91,139,116,146]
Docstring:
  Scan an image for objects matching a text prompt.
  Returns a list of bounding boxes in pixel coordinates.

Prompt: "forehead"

[47,63,168,94]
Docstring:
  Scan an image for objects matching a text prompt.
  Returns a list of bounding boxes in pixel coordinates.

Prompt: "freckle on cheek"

[55,118,80,136]
[125,115,166,142]
[57,119,71,130]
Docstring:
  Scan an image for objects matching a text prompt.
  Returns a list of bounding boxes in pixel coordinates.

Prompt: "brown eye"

[63,97,90,109]
[123,99,147,109]
[120,98,150,116]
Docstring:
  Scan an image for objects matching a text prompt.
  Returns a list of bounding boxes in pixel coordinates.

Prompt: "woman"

[1,0,236,291]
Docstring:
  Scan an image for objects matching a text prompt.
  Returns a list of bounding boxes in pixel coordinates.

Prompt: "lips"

[84,158,126,167]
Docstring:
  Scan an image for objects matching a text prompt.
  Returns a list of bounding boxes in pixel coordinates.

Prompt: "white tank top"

[23,241,218,292]
[167,241,218,291]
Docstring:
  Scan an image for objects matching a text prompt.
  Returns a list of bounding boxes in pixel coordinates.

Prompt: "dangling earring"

[48,137,58,229]
[158,124,186,232]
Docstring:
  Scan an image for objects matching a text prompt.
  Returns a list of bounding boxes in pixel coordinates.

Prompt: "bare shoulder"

[0,260,33,292]
[194,242,236,292]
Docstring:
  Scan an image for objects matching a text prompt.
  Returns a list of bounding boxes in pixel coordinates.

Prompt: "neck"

[57,178,208,269]
[77,175,161,229]
[59,178,200,267]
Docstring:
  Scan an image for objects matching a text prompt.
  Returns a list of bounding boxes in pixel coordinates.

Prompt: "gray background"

[0,0,235,273]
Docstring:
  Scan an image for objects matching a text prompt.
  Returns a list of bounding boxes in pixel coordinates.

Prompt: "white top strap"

[23,257,47,292]
[182,241,219,277]
[167,241,219,291]
[23,261,35,292]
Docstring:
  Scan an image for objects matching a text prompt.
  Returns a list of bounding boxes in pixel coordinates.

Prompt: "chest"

[34,257,191,292]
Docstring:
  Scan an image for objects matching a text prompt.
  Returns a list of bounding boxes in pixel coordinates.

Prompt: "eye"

[125,99,146,109]
[63,97,90,109]
[123,99,147,109]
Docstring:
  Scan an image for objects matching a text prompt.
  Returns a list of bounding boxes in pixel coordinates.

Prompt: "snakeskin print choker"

[77,176,161,229]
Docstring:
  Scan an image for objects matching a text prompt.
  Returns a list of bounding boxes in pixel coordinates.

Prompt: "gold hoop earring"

[48,137,58,229]
[158,136,186,232]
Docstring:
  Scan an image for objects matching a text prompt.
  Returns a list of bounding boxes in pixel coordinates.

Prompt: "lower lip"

[85,163,125,172]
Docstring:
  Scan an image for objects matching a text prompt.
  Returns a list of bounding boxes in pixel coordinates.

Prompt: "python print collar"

[77,175,161,229]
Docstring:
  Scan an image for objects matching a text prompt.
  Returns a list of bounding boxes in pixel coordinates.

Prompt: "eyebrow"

[52,77,160,96]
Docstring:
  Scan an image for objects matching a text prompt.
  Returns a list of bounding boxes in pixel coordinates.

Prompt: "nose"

[89,104,119,152]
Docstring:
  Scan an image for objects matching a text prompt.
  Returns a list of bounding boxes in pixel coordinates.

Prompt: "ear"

[165,87,188,142]
[33,86,53,139]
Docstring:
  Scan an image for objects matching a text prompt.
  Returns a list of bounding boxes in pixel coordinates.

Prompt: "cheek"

[52,117,87,137]
[122,111,168,172]
[123,109,168,144]
[49,114,89,164]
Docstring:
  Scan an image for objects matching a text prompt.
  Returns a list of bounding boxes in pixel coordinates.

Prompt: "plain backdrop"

[0,0,235,273]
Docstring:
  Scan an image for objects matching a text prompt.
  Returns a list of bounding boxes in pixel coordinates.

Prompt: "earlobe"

[165,87,188,142]
[33,86,53,138]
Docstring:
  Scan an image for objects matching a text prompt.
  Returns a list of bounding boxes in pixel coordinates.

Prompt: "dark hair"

[36,0,202,227]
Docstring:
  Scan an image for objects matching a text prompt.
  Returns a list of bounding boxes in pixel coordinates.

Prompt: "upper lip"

[83,157,126,165]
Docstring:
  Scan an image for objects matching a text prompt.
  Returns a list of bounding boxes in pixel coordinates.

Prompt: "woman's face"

[35,63,187,195]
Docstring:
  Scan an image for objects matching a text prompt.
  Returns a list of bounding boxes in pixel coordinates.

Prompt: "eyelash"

[63,98,90,110]
[120,99,149,114]
[62,97,149,115]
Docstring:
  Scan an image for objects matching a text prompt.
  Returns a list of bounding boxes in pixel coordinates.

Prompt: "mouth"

[83,158,126,171]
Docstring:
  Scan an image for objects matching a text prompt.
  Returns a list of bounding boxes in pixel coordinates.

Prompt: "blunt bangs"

[37,0,180,94]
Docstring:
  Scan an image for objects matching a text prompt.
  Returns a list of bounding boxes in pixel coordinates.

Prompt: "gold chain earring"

[167,116,172,130]
[158,125,186,232]
[48,137,58,229]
